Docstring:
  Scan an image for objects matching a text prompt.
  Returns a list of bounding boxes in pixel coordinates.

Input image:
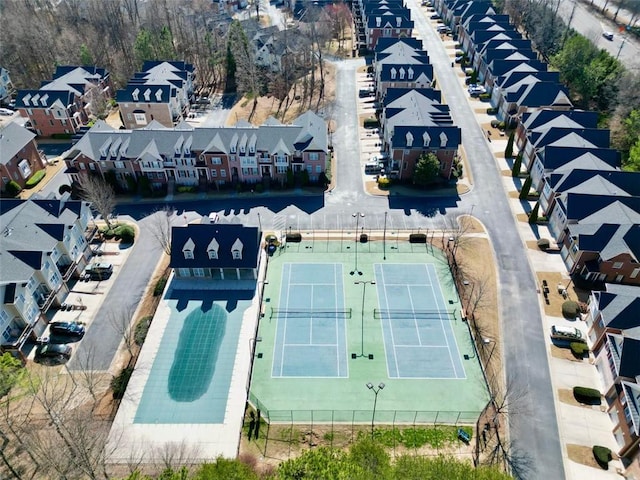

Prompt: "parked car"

[49,321,86,338]
[35,343,72,362]
[467,84,487,96]
[208,212,219,224]
[437,25,452,34]
[430,13,440,19]
[0,108,14,116]
[602,31,614,41]
[550,325,583,342]
[83,262,113,280]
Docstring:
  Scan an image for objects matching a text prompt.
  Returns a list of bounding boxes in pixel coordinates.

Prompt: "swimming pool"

[134,295,249,424]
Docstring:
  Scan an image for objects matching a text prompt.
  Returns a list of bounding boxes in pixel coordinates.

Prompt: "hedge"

[114,224,135,243]
[377,177,391,189]
[25,170,46,188]
[111,366,133,399]
[409,233,427,243]
[592,445,612,469]
[5,180,21,197]
[486,107,498,115]
[570,342,589,357]
[134,316,152,346]
[153,277,167,296]
[573,386,601,405]
[562,300,580,319]
[286,232,302,242]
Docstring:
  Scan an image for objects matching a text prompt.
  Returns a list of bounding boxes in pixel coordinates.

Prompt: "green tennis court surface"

[250,240,489,419]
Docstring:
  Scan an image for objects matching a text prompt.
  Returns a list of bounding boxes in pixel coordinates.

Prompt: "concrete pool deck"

[107,250,268,463]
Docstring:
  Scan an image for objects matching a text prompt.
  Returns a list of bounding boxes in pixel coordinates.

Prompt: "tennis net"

[270,308,352,319]
[373,309,456,320]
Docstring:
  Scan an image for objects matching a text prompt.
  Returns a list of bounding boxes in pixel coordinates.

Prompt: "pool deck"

[107,250,268,463]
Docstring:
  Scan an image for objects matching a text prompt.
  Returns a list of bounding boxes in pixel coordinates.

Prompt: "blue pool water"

[134,295,249,424]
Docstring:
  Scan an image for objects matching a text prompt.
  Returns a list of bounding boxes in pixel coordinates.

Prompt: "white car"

[467,84,487,96]
[0,108,14,116]
[603,31,614,41]
[208,212,219,224]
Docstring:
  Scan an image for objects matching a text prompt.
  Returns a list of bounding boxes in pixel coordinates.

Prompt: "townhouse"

[15,66,112,137]
[0,197,94,360]
[63,111,328,191]
[116,61,195,130]
[0,122,48,194]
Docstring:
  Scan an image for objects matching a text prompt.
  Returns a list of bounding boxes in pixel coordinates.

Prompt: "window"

[211,169,217,177]
[208,250,218,259]
[115,161,124,169]
[211,157,222,165]
[221,170,227,177]
[2,325,11,342]
[631,268,640,279]
[89,163,96,171]
[178,268,189,277]
[184,250,194,259]
[309,153,319,161]
[194,268,205,277]
[232,249,241,259]
[134,112,146,125]
[613,262,623,269]
[316,165,322,173]
[277,165,288,174]
[79,163,86,170]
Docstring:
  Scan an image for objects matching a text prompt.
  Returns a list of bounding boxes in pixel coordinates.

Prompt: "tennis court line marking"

[376,265,401,378]
[406,284,424,347]
[426,264,466,379]
[425,265,457,378]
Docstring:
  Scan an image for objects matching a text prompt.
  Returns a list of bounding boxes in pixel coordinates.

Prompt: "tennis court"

[374,263,465,379]
[271,263,349,378]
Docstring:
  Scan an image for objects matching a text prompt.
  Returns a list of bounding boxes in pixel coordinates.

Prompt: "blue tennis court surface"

[374,263,465,379]
[272,263,348,378]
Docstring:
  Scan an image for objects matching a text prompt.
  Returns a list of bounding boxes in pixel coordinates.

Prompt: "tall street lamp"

[366,382,385,439]
[350,212,365,276]
[353,280,375,359]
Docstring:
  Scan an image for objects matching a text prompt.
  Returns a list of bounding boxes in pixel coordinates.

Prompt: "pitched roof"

[169,224,260,269]
[0,122,36,166]
[593,290,640,332]
[558,193,640,224]
[569,223,640,262]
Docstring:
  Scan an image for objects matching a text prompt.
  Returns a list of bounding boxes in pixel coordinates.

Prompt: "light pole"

[483,338,497,365]
[366,382,385,439]
[383,211,388,260]
[350,213,365,276]
[353,280,375,358]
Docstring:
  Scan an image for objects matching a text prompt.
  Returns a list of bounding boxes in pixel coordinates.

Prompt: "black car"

[35,343,72,362]
[49,321,86,337]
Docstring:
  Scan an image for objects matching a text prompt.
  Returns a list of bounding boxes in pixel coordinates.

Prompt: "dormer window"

[143,88,151,102]
[207,237,219,260]
[399,68,405,80]
[396,17,401,27]
[423,132,431,146]
[183,238,195,259]
[405,131,414,147]
[132,88,139,102]
[439,131,448,148]
[408,67,414,80]
[390,67,397,80]
[376,17,381,27]
[231,238,243,260]
[155,89,162,102]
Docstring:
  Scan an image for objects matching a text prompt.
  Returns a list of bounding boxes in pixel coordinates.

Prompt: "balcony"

[291,155,304,164]
[258,155,271,164]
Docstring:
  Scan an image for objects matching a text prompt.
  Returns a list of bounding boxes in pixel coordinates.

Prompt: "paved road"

[407,1,564,478]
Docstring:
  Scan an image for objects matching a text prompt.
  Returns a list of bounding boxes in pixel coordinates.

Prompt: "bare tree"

[77,174,116,229]
[148,207,175,256]
[155,440,202,472]
[109,303,138,361]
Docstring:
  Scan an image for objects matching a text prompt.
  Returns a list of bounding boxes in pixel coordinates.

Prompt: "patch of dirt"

[558,388,583,407]
[535,272,590,317]
[227,63,337,126]
[515,213,529,222]
[551,344,585,362]
[567,443,617,470]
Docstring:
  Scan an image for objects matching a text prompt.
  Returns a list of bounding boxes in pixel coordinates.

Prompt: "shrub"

[592,445,612,469]
[511,154,522,177]
[490,119,500,128]
[58,184,72,195]
[562,300,580,318]
[529,203,540,224]
[359,233,368,243]
[498,121,506,130]
[153,277,167,297]
[377,176,391,189]
[573,386,601,405]
[486,107,498,115]
[114,224,135,243]
[286,232,302,242]
[25,170,46,188]
[478,92,491,101]
[519,176,532,200]
[363,118,379,129]
[5,180,22,197]
[504,131,515,157]
[134,316,152,346]
[409,233,427,243]
[536,238,550,250]
[111,366,133,399]
[570,342,589,357]
[176,185,196,194]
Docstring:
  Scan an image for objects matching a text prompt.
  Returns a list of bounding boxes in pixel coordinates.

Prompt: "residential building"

[0,67,14,105]
[15,66,111,137]
[116,61,195,129]
[0,197,95,360]
[169,224,261,283]
[63,111,328,191]
[0,122,48,194]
